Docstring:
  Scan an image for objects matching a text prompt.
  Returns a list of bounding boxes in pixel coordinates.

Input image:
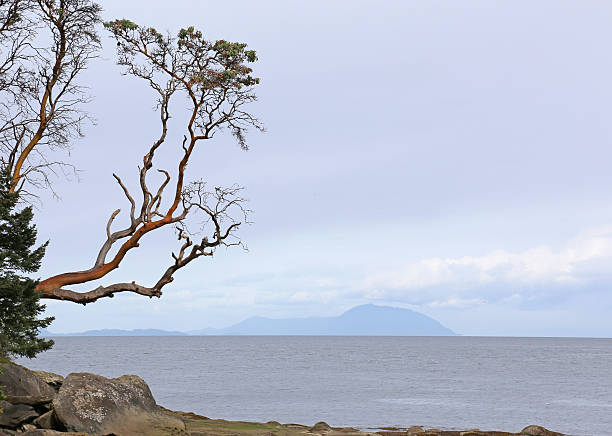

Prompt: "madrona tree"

[0,0,101,197]
[0,2,261,305]
[36,20,260,303]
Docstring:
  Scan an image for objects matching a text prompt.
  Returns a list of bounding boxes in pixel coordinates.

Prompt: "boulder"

[31,371,64,392]
[310,422,332,433]
[3,395,53,406]
[31,410,58,430]
[0,364,55,399]
[0,403,38,428]
[52,372,186,435]
[521,426,563,436]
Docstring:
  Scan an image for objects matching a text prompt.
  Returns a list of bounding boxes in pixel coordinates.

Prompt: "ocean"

[16,336,612,435]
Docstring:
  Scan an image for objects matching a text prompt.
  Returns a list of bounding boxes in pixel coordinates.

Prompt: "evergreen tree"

[0,167,54,361]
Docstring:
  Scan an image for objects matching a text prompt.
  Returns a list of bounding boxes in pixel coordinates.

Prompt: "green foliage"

[103,19,262,150]
[0,168,54,361]
[178,25,201,40]
[244,50,257,62]
[104,20,261,91]
[103,18,138,31]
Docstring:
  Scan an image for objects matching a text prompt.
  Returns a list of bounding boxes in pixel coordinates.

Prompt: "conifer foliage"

[0,167,53,360]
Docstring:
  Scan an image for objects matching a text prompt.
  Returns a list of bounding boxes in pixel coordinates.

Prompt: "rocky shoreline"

[0,362,566,436]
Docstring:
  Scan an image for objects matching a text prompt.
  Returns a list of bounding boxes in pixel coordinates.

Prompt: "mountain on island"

[189,304,456,336]
[42,305,456,336]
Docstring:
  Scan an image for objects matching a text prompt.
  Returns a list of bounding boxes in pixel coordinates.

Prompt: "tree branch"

[40,282,162,305]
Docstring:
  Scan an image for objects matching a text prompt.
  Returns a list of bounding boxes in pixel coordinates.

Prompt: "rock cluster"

[0,363,185,435]
[374,426,565,436]
[368,425,565,436]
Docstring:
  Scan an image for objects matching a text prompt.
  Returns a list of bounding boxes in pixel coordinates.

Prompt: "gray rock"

[0,364,55,398]
[30,371,64,392]
[310,422,332,433]
[53,372,186,435]
[0,400,10,413]
[4,395,53,406]
[521,426,563,436]
[31,410,58,430]
[0,403,38,428]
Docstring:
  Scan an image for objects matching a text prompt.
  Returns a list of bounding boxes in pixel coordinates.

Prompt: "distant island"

[41,328,188,337]
[42,304,456,336]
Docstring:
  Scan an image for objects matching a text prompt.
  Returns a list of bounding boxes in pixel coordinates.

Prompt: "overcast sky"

[32,0,612,337]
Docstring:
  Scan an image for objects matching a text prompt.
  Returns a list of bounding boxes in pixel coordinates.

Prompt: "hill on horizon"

[190,304,456,336]
[40,328,187,337]
[42,304,456,336]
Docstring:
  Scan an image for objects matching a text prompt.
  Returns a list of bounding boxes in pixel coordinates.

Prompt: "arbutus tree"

[0,0,101,197]
[0,2,262,376]
[0,0,262,305]
[33,20,262,304]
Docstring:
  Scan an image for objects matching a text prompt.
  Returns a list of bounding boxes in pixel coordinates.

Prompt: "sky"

[30,0,612,337]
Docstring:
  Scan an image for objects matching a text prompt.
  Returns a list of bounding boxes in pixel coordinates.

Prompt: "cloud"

[141,224,612,316]
[427,297,485,308]
[363,225,612,292]
[45,224,612,333]
[288,290,340,303]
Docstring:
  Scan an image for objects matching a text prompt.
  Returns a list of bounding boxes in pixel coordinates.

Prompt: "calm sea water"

[16,336,612,435]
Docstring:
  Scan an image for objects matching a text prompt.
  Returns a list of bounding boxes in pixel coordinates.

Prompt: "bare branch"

[40,282,162,305]
[113,173,136,224]
[105,208,120,238]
